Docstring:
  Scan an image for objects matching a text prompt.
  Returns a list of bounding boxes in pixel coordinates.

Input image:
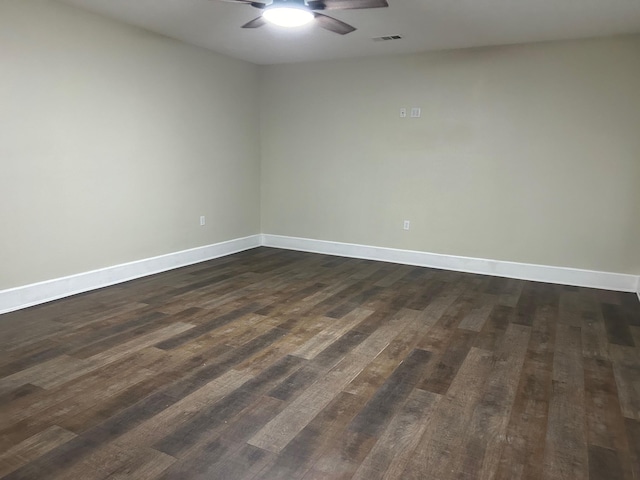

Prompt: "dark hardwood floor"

[1,247,639,479]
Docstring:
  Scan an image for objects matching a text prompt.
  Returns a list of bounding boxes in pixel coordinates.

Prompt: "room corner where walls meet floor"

[1,234,638,315]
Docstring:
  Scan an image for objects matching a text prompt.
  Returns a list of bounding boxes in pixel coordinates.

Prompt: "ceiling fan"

[220,0,389,35]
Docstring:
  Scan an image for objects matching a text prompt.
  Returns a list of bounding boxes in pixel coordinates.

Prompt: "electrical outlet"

[200,216,205,226]
[410,107,421,118]
[403,220,410,230]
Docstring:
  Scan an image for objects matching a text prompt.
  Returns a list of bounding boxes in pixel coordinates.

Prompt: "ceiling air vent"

[372,35,403,42]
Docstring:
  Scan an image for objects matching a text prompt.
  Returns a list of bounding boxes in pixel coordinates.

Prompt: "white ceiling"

[56,0,640,65]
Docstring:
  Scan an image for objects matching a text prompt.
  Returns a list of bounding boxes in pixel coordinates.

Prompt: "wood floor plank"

[344,308,434,399]
[0,355,86,396]
[306,429,377,479]
[458,300,495,332]
[59,310,167,353]
[494,358,551,479]
[0,319,66,352]
[189,444,274,480]
[159,327,289,401]
[473,304,513,352]
[154,355,305,458]
[609,345,640,420]
[0,363,157,450]
[418,328,476,394]
[493,299,556,479]
[350,388,441,480]
[624,417,640,480]
[111,368,254,451]
[495,278,524,308]
[45,442,139,480]
[398,347,495,480]
[1,247,638,480]
[253,391,367,480]
[0,383,44,405]
[158,397,284,479]
[246,352,370,455]
[558,291,585,327]
[455,323,532,479]
[602,303,636,347]
[292,308,373,360]
[153,304,264,351]
[588,444,625,480]
[0,322,190,399]
[0,348,167,434]
[582,307,610,361]
[373,264,413,288]
[630,326,640,348]
[584,357,634,479]
[40,322,195,390]
[0,344,68,379]
[514,282,550,327]
[541,324,589,480]
[415,284,463,324]
[103,448,176,480]
[0,426,77,478]
[247,310,412,453]
[348,348,432,438]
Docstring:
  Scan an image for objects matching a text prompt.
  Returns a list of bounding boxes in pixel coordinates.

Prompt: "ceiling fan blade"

[315,0,388,10]
[307,1,326,9]
[218,0,267,8]
[314,13,356,34]
[242,16,267,28]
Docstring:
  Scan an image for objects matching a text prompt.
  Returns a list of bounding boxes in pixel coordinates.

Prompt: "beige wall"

[2,1,638,292]
[260,37,640,275]
[0,0,261,289]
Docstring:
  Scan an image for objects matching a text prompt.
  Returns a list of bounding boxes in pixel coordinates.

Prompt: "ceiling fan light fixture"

[263,4,314,28]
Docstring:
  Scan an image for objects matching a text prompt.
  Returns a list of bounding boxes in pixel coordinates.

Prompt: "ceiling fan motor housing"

[263,0,316,27]
[264,0,312,13]
[274,0,308,6]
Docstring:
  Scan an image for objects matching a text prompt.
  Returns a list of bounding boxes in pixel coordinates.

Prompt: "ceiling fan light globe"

[263,6,314,27]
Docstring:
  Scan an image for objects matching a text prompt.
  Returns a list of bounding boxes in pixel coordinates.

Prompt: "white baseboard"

[0,235,261,315]
[262,234,640,294]
[3,233,638,314]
